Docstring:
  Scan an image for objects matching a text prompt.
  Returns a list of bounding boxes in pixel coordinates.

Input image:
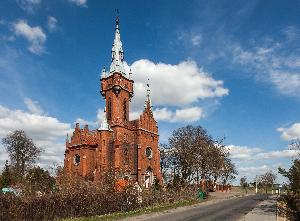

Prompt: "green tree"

[25,166,55,194]
[279,159,300,194]
[0,160,13,188]
[2,130,42,178]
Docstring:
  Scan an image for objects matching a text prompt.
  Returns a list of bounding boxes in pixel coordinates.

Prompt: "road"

[123,194,269,221]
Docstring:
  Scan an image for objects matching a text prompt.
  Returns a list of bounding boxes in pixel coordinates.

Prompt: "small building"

[63,17,162,188]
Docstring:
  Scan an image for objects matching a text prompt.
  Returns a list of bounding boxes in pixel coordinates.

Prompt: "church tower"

[100,17,134,126]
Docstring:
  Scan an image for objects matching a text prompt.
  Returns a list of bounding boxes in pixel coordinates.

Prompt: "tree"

[279,159,300,194]
[240,176,248,193]
[2,130,42,178]
[0,160,13,188]
[25,166,56,194]
[168,125,200,183]
[259,171,277,194]
[167,125,236,187]
[220,158,238,185]
[290,139,300,152]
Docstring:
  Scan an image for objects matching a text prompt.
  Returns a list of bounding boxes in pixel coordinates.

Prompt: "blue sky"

[1,0,300,184]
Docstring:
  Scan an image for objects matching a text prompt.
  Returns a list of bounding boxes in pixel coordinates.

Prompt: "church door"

[144,168,153,188]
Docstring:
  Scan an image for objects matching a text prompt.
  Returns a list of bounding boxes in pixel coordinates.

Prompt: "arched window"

[107,98,112,120]
[123,99,127,121]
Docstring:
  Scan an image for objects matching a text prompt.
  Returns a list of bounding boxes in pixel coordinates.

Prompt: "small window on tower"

[123,99,127,121]
[108,98,112,120]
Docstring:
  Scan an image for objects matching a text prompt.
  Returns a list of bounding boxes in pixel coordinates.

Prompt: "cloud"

[283,26,300,41]
[227,144,300,160]
[68,0,87,7]
[0,104,71,169]
[47,16,57,32]
[24,97,44,115]
[191,35,202,46]
[277,123,300,141]
[128,59,228,116]
[125,59,228,122]
[227,145,262,160]
[231,39,300,98]
[153,107,203,122]
[12,20,46,55]
[16,0,41,13]
[0,105,70,142]
[74,108,104,129]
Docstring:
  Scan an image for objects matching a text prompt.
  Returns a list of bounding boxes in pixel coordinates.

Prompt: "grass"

[62,197,210,221]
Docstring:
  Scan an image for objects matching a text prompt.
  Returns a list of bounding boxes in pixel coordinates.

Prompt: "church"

[63,17,162,188]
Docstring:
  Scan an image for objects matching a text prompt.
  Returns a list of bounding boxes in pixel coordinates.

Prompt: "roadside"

[118,194,260,221]
[238,195,277,221]
[65,190,247,221]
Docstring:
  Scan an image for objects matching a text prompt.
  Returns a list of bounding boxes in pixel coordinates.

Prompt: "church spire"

[109,15,126,76]
[144,78,152,108]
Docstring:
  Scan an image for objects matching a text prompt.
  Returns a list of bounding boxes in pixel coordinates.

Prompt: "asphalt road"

[134,195,268,221]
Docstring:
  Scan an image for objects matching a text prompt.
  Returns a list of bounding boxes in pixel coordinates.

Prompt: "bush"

[0,177,198,220]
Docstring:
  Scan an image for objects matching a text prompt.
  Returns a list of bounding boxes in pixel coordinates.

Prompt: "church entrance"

[144,168,153,188]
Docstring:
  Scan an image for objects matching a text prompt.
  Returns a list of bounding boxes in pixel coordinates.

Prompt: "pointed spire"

[101,66,107,78]
[109,14,126,76]
[144,78,152,108]
[129,68,132,80]
[66,133,69,142]
[98,107,112,131]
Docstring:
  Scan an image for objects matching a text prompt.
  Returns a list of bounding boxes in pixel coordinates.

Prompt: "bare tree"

[259,171,277,193]
[167,125,236,187]
[2,130,42,178]
[220,158,238,185]
[169,125,199,183]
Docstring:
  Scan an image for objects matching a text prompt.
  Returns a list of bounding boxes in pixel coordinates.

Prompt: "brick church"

[64,17,162,188]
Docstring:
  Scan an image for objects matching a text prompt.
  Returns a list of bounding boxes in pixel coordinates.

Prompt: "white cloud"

[277,123,300,141]
[270,71,300,96]
[0,105,70,142]
[153,107,203,122]
[74,108,104,129]
[47,16,57,32]
[227,145,262,160]
[238,165,272,174]
[255,149,300,160]
[16,0,41,12]
[125,59,228,122]
[0,104,71,169]
[128,59,228,116]
[130,106,203,123]
[227,144,300,160]
[75,118,95,127]
[231,41,300,98]
[191,35,202,46]
[68,0,87,7]
[12,20,46,55]
[24,97,44,115]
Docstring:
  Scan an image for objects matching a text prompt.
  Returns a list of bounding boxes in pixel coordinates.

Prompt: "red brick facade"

[63,18,162,188]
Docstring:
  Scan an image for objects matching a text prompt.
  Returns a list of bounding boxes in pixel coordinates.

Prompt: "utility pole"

[255,175,258,194]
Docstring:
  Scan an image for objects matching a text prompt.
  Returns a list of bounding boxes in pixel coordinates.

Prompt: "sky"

[0,0,300,184]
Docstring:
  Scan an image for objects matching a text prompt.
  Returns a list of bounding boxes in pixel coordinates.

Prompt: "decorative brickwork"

[64,18,162,187]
